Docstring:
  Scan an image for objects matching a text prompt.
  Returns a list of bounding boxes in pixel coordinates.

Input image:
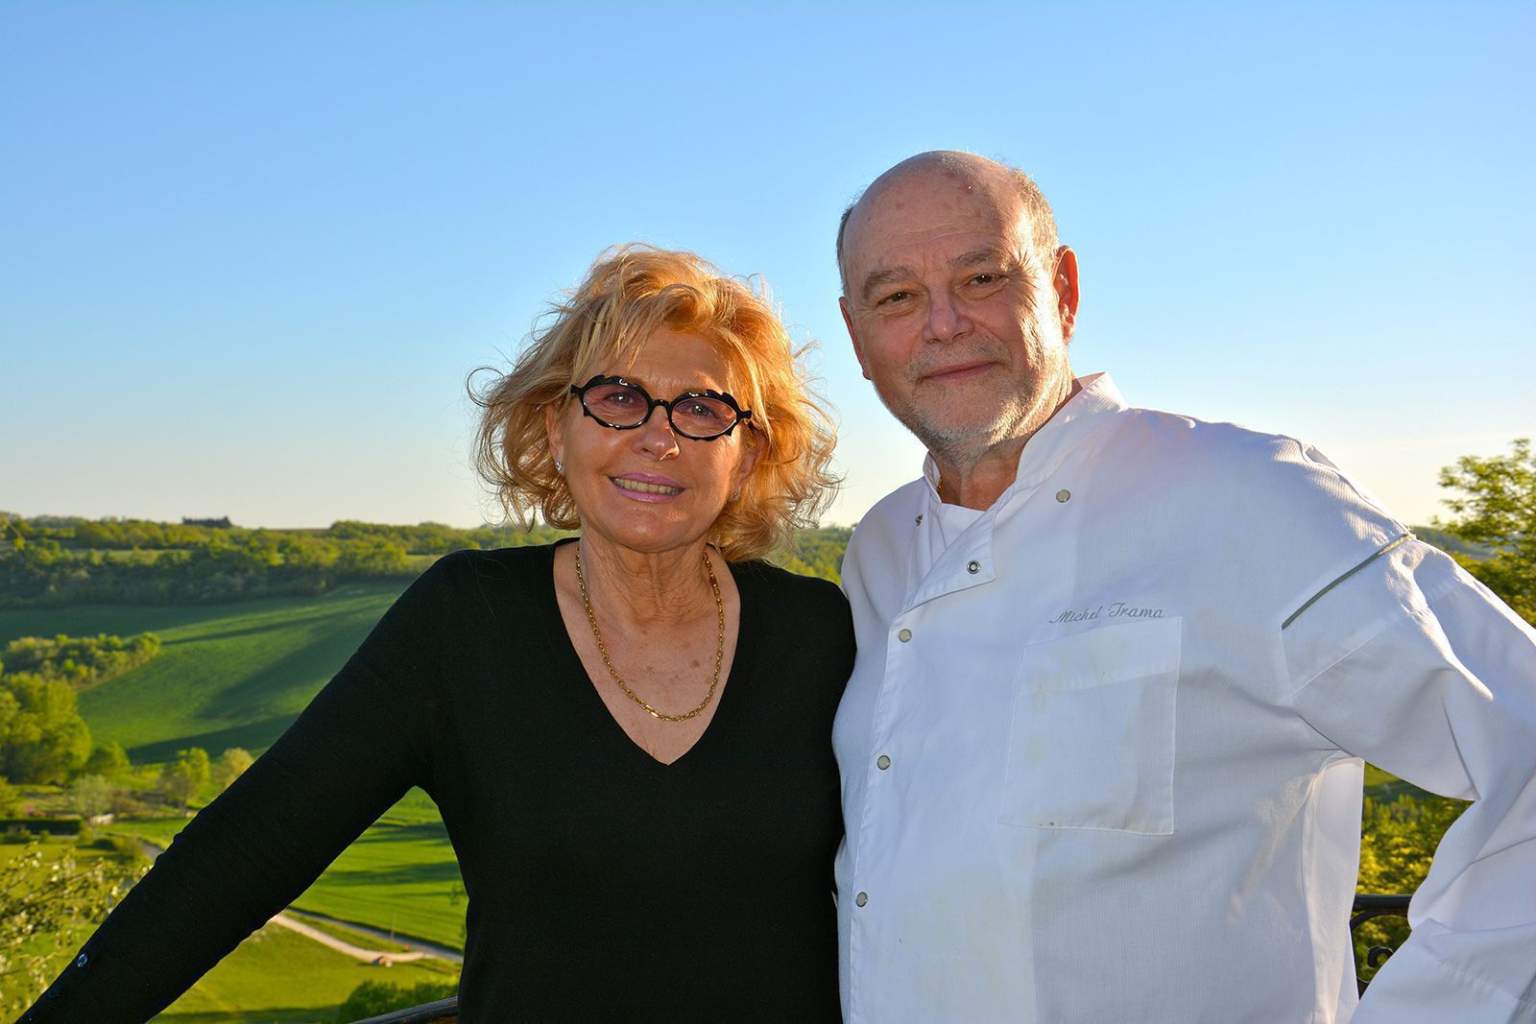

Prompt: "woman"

[22,247,851,1022]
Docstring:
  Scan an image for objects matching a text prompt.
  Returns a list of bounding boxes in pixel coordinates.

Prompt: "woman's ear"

[731,430,763,498]
[544,404,565,470]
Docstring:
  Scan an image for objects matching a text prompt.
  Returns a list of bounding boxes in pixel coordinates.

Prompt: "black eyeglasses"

[569,375,754,441]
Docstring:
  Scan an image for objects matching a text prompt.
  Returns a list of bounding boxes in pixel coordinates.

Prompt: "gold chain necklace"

[573,543,725,722]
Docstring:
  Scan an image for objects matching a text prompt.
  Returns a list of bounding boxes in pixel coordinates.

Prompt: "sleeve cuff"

[1353,929,1536,1023]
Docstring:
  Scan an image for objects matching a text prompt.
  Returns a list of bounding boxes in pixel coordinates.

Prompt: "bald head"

[836,151,1059,296]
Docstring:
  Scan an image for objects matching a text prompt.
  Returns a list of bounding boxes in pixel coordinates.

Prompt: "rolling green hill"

[0,581,468,1018]
[0,583,405,764]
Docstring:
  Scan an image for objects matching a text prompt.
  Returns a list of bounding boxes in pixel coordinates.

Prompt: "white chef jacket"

[834,373,1536,1023]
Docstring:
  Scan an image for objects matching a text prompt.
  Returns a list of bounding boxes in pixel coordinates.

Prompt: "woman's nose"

[633,405,681,459]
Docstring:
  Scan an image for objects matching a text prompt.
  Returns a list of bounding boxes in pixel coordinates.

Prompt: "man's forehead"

[850,212,1031,282]
[847,174,1030,267]
[861,227,1019,270]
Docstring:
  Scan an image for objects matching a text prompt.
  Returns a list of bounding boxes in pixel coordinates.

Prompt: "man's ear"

[1053,246,1080,342]
[840,296,871,380]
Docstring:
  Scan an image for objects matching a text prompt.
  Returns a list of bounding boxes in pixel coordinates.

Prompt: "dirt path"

[132,834,463,965]
[266,912,432,963]
[283,909,464,964]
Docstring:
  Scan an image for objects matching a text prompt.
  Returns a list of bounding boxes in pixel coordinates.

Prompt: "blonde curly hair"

[471,245,839,562]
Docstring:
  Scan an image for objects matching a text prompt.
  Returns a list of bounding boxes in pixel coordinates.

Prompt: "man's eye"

[969,273,1000,286]
[877,290,912,306]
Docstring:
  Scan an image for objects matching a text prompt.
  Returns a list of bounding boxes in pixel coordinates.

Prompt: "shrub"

[158,747,210,807]
[69,774,116,818]
[212,747,254,791]
[84,741,131,779]
[107,834,148,867]
[334,979,458,1021]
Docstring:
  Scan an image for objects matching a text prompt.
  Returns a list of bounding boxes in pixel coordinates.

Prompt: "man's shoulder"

[1108,404,1409,595]
[1112,403,1396,518]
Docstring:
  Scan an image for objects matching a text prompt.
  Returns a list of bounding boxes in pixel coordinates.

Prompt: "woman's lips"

[610,475,685,501]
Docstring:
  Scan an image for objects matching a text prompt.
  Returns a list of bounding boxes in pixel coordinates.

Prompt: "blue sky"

[3,2,1532,529]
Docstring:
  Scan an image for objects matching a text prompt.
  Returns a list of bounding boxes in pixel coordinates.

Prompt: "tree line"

[0,514,851,607]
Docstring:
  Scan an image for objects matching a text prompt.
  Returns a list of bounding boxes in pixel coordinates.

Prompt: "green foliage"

[0,513,854,607]
[773,526,852,583]
[106,834,149,869]
[0,516,571,608]
[84,739,131,779]
[1354,790,1468,984]
[213,746,254,791]
[0,672,92,783]
[0,776,16,817]
[0,841,145,1016]
[158,747,211,807]
[1436,437,1536,622]
[1,632,161,688]
[334,978,459,1021]
[68,774,116,818]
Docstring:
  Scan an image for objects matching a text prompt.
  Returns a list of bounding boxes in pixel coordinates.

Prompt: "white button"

[76,953,88,967]
[1056,489,1071,503]
[855,891,869,907]
[966,560,981,574]
[876,754,891,770]
[897,628,912,642]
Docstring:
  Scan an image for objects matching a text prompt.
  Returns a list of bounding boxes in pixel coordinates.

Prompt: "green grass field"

[0,587,467,1019]
[158,922,457,1023]
[0,583,405,763]
[109,790,465,951]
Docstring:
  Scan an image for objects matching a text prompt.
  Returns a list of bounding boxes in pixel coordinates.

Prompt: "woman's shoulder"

[732,559,848,616]
[440,541,559,581]
[384,543,558,622]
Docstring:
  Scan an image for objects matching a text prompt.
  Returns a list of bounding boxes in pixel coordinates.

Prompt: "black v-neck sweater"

[23,543,853,1023]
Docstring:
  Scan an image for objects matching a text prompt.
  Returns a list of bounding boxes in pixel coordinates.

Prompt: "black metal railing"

[349,893,1417,1023]
[1350,892,1413,993]
[352,998,458,1024]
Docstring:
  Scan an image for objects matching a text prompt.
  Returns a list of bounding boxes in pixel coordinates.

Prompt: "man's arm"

[1282,539,1536,1022]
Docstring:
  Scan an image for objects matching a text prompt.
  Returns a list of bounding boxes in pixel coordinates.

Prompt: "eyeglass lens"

[582,382,738,438]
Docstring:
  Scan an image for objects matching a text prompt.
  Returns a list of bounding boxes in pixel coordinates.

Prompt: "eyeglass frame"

[568,374,755,441]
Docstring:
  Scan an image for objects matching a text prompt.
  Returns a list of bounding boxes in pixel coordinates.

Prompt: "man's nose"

[925,289,970,343]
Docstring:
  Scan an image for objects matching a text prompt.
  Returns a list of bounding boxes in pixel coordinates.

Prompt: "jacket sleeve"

[17,557,456,1024]
[1281,539,1536,1023]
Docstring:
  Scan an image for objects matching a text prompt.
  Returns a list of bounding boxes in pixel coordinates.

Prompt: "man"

[832,150,1536,1023]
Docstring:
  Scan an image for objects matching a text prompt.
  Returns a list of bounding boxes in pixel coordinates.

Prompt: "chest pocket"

[999,616,1181,835]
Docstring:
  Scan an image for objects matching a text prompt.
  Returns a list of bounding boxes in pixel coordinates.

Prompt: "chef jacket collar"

[919,371,1127,507]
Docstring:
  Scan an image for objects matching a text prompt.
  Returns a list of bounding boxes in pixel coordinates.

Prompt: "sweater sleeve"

[17,556,460,1024]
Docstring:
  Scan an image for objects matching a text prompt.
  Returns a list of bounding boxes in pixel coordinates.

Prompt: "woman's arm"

[18,562,452,1023]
